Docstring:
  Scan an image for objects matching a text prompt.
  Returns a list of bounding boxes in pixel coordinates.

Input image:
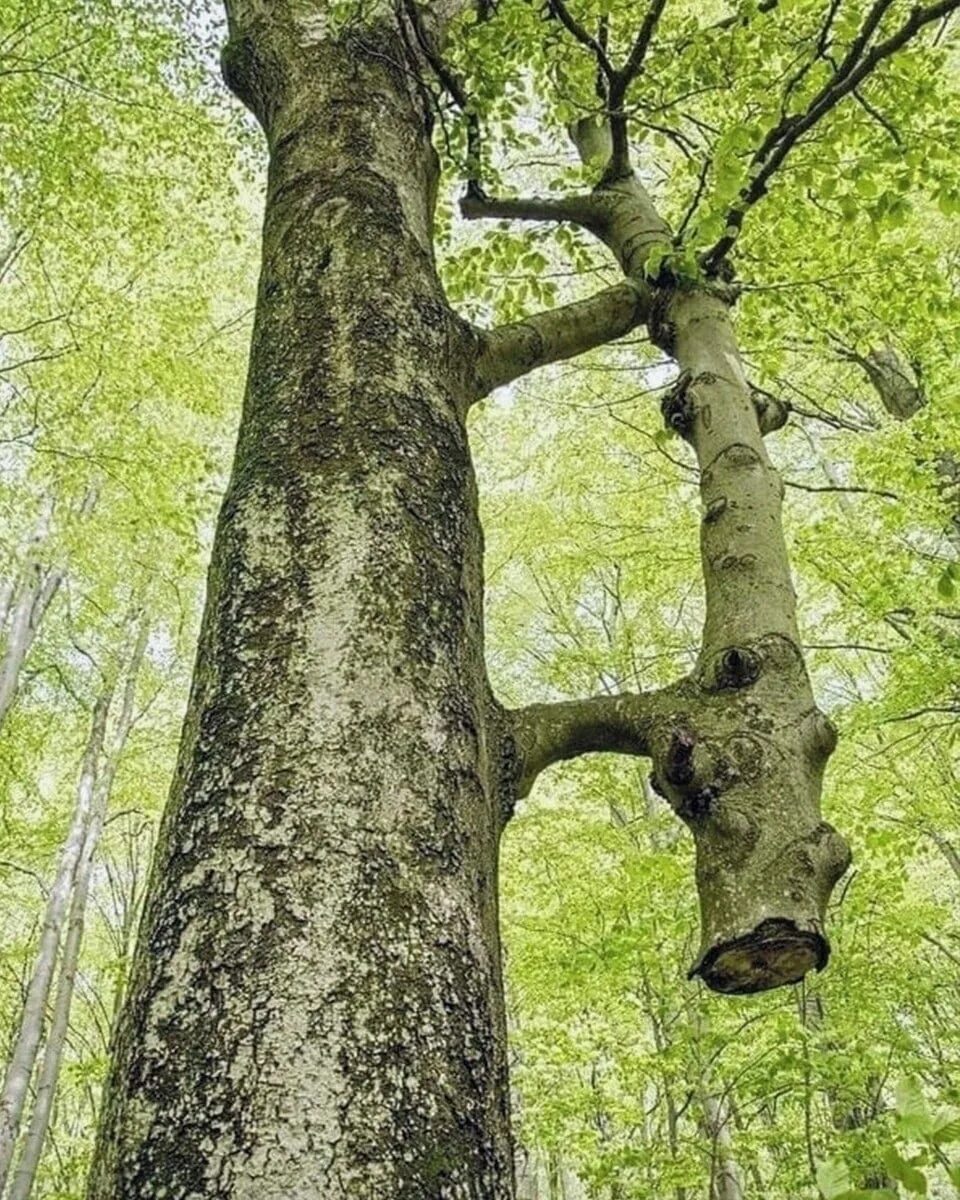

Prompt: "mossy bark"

[88,7,514,1198]
[89,3,855,1193]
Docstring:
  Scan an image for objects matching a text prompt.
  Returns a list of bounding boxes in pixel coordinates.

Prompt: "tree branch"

[510,688,674,798]
[460,190,606,230]
[471,281,651,397]
[606,0,668,175]
[702,0,960,270]
[783,480,900,501]
[400,0,483,189]
[545,0,615,80]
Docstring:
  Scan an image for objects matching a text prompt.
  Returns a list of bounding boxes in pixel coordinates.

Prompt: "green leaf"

[931,1107,960,1144]
[896,1078,931,1123]
[817,1158,852,1199]
[883,1147,927,1195]
[643,241,672,280]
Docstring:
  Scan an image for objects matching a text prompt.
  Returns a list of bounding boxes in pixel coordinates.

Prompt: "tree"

[86,1,960,1197]
[0,0,256,1192]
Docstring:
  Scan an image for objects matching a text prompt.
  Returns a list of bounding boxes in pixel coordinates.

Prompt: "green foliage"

[0,0,259,1193]
[3,0,960,1197]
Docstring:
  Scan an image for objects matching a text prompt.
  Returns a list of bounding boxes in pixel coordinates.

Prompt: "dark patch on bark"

[708,646,762,691]
[221,34,287,129]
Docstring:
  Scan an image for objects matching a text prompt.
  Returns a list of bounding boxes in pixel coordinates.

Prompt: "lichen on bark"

[88,5,513,1197]
[89,2,857,1195]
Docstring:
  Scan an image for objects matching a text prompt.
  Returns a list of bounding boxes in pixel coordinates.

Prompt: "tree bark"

[87,2,860,1194]
[0,682,113,1192]
[88,6,514,1198]
[474,159,851,995]
[0,542,63,731]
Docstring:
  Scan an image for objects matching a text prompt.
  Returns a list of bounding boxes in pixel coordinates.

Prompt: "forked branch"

[703,0,960,270]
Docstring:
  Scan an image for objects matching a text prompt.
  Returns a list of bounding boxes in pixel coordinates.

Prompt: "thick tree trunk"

[88,7,513,1198]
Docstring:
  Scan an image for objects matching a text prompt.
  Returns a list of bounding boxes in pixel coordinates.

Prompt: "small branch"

[471,281,651,397]
[545,0,615,80]
[852,86,902,144]
[675,154,712,241]
[702,0,960,270]
[783,480,900,501]
[618,0,668,87]
[400,0,483,188]
[879,704,960,724]
[919,931,960,969]
[606,0,669,174]
[511,688,673,797]
[803,641,894,654]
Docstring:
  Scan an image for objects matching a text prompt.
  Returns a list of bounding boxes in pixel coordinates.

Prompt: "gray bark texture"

[88,5,514,1198]
[88,2,853,1196]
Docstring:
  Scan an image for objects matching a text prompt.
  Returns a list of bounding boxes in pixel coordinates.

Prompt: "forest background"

[0,0,958,1197]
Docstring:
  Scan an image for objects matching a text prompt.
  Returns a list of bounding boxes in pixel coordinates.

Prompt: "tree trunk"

[87,7,513,1198]
[7,617,148,1200]
[479,165,851,996]
[0,559,62,730]
[87,2,862,1193]
[0,683,113,1192]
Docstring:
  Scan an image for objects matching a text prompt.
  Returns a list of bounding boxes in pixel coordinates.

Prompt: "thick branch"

[510,689,673,798]
[471,281,651,398]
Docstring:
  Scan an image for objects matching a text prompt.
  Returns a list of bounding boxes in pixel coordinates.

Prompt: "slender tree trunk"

[0,683,113,1192]
[699,1090,744,1200]
[798,991,894,1193]
[7,618,148,1200]
[685,995,744,1200]
[88,7,513,1197]
[0,576,15,632]
[0,561,62,731]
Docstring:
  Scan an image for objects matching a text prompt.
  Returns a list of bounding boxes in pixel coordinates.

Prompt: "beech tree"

[86,1,960,1197]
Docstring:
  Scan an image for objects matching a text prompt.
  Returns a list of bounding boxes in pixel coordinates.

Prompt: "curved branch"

[510,687,675,798]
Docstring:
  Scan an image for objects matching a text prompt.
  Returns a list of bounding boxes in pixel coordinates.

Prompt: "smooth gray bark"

[0,559,62,731]
[471,168,851,991]
[0,684,113,1192]
[7,618,148,1200]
